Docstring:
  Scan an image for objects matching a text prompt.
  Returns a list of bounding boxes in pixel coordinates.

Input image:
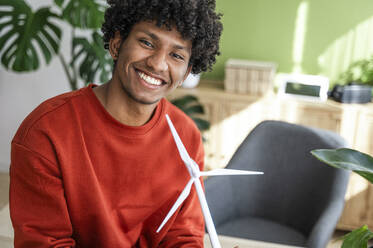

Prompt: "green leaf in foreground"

[311,148,373,183]
[341,225,373,248]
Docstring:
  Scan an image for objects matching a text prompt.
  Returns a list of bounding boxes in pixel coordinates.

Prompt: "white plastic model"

[157,114,263,248]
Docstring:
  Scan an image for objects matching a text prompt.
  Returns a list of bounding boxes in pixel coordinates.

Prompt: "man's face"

[110,21,192,105]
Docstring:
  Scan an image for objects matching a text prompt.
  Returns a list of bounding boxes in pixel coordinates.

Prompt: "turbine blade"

[156,179,194,233]
[193,176,222,248]
[165,114,193,166]
[200,168,263,177]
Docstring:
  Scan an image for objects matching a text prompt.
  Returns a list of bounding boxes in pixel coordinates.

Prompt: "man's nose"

[146,50,168,72]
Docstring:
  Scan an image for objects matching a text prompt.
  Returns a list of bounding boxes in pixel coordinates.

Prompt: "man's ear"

[179,66,193,86]
[109,31,122,60]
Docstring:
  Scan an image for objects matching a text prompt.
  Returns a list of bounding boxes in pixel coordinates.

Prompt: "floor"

[0,173,348,247]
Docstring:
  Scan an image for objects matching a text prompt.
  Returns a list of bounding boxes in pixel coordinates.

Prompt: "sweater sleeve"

[159,131,206,248]
[10,142,76,248]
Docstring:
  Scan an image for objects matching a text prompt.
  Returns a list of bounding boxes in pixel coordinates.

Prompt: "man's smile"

[136,69,167,87]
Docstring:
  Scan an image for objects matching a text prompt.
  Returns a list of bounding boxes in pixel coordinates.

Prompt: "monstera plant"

[311,148,373,247]
[0,0,111,90]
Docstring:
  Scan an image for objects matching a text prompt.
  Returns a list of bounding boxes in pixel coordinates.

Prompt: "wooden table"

[204,235,303,248]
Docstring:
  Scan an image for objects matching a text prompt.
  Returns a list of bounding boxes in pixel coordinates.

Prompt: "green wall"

[203,0,373,83]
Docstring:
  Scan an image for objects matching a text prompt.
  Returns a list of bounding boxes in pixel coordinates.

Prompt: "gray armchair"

[204,120,350,248]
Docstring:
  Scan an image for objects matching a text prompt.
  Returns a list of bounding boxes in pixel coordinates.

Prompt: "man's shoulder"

[13,87,89,145]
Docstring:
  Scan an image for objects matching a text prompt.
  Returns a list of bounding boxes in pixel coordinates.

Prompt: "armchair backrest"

[216,120,350,236]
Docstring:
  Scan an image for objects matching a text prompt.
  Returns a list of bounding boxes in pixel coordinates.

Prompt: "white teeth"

[138,71,162,86]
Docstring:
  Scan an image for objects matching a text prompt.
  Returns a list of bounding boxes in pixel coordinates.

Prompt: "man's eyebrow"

[141,30,189,52]
[173,44,188,51]
[142,30,159,41]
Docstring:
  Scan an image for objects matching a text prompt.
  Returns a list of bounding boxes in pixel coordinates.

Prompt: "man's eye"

[140,39,153,48]
[171,53,184,61]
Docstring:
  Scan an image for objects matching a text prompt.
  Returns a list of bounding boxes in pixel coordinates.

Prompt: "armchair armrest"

[307,170,350,248]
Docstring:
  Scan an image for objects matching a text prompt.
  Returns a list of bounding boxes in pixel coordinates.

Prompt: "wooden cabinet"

[338,109,373,230]
[169,81,373,231]
[355,109,373,155]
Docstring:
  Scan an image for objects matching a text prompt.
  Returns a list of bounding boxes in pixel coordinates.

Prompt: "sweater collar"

[85,84,165,136]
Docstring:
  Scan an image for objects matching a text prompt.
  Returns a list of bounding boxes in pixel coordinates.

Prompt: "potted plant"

[338,56,373,87]
[170,95,210,132]
[311,148,373,247]
[0,0,111,90]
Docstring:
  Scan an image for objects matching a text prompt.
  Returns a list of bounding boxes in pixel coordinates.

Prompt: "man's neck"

[93,81,158,126]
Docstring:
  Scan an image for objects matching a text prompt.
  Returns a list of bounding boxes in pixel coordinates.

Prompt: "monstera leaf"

[71,31,112,84]
[311,148,373,183]
[56,0,105,29]
[0,0,61,71]
[311,148,373,247]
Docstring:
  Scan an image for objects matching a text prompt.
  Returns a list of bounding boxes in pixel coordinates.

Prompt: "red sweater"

[10,85,205,247]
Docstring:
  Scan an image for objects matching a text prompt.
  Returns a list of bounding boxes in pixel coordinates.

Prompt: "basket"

[224,59,277,95]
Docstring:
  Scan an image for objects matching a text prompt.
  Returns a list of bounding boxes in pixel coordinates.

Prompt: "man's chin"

[128,92,161,105]
[121,84,162,105]
[133,97,161,105]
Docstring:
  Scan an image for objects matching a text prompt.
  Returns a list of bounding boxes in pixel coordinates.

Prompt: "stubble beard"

[120,81,161,105]
[114,63,162,105]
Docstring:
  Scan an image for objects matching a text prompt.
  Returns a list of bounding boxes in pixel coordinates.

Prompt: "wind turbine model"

[157,114,263,248]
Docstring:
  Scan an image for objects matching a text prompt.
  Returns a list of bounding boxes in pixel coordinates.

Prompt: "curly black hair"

[101,0,223,74]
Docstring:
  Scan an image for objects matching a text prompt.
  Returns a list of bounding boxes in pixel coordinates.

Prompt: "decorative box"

[224,59,277,95]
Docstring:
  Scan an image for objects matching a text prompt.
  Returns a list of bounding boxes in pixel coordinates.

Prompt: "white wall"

[0,62,72,172]
[0,0,74,172]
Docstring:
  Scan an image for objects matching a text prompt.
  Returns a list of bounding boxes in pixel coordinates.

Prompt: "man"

[9,0,222,247]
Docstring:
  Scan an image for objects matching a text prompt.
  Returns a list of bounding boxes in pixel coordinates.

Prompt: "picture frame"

[278,73,329,102]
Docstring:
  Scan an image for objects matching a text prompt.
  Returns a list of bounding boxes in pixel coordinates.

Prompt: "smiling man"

[9,0,222,247]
